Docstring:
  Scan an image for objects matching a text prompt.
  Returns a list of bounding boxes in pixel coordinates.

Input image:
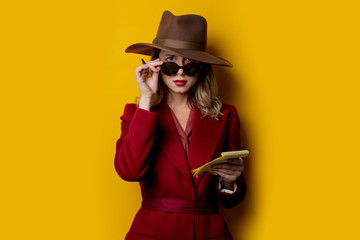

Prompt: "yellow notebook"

[191,150,249,177]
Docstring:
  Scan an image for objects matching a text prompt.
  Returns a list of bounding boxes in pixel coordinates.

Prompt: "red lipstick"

[174,80,187,86]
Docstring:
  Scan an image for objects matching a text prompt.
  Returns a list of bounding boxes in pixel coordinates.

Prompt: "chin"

[169,88,191,94]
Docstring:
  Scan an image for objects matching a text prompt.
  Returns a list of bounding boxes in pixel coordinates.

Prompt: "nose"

[177,62,185,75]
[177,67,185,75]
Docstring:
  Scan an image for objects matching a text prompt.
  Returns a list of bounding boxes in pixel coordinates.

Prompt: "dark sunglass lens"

[161,62,179,75]
[183,63,201,76]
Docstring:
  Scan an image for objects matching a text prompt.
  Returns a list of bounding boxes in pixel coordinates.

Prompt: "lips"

[174,80,187,86]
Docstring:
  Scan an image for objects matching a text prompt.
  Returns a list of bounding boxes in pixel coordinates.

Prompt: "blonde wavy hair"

[136,49,222,120]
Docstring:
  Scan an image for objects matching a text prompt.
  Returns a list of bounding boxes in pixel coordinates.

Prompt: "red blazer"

[115,102,246,240]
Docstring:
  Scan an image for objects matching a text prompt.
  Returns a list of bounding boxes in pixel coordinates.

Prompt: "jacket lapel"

[155,103,194,186]
[154,103,229,188]
[188,108,229,187]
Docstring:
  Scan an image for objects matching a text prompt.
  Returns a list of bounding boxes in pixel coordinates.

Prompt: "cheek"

[161,73,171,85]
[188,76,199,87]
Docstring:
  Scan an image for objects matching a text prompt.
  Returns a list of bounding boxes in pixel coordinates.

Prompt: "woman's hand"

[212,158,244,191]
[135,58,163,110]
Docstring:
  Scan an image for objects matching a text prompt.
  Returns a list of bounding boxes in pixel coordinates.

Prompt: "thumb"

[151,71,160,84]
[149,71,160,92]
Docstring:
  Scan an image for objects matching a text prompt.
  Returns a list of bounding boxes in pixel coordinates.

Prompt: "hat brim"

[125,43,232,67]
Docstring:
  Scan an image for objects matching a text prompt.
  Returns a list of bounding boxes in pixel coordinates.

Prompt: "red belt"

[141,197,218,214]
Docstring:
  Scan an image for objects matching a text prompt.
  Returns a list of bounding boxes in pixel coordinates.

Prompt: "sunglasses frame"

[160,62,202,76]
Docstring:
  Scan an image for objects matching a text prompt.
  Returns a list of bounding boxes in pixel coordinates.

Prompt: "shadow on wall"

[209,45,255,240]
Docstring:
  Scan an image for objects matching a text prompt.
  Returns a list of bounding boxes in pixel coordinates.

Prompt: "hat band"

[153,38,205,51]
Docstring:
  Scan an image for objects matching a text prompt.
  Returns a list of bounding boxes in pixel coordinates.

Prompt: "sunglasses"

[161,62,202,76]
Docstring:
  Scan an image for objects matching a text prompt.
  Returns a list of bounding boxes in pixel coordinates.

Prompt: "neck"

[166,92,189,110]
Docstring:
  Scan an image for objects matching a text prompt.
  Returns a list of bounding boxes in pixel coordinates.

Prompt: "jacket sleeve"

[114,104,159,182]
[217,105,247,208]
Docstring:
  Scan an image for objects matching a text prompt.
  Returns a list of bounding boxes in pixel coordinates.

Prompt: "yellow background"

[1,1,359,239]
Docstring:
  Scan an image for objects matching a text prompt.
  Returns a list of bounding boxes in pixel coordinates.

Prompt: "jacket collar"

[154,102,229,187]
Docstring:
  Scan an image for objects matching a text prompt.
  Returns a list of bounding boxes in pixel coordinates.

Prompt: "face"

[159,50,200,96]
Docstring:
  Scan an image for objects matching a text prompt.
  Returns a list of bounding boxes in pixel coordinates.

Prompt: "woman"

[115,11,246,240]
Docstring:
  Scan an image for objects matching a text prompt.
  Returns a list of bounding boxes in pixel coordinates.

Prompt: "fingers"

[212,169,240,183]
[212,164,243,182]
[135,59,163,97]
[212,158,243,169]
[212,158,245,186]
[135,64,151,80]
[212,167,244,175]
[142,58,163,72]
[212,166,244,178]
[211,157,244,180]
[226,157,244,165]
[136,58,163,82]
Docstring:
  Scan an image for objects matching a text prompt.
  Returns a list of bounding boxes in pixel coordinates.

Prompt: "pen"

[141,58,153,78]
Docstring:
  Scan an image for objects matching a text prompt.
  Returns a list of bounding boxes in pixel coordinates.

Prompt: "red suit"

[114,102,246,240]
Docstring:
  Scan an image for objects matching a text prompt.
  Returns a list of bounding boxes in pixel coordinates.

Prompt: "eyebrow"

[162,54,192,60]
[161,55,195,62]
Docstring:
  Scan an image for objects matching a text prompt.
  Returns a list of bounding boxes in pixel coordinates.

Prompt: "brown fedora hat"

[125,11,232,67]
